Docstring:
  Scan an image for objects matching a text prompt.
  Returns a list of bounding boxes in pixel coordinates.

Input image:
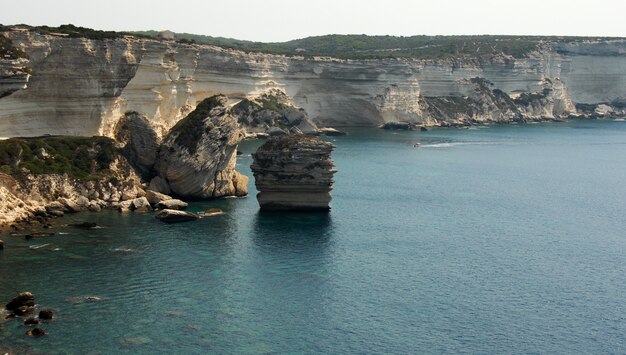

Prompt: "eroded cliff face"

[1,28,626,139]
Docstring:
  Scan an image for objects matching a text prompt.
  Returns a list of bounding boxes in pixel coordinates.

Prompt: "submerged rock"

[70,222,98,230]
[198,208,224,217]
[25,327,46,337]
[251,135,336,211]
[155,95,248,199]
[155,209,199,224]
[24,317,39,325]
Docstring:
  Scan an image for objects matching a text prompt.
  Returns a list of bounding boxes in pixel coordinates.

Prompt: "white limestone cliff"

[1,28,626,139]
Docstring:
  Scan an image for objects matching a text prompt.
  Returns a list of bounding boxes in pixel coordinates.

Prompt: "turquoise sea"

[1,120,625,354]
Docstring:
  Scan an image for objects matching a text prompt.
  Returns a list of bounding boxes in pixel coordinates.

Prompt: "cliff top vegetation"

[0,136,118,181]
[137,30,622,60]
[2,24,622,60]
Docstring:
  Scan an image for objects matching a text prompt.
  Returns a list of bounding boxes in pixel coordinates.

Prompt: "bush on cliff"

[170,96,224,154]
[0,136,118,180]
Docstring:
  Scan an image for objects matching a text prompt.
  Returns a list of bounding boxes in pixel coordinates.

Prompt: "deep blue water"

[1,120,626,354]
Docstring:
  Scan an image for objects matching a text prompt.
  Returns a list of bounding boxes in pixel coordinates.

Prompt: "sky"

[2,0,626,42]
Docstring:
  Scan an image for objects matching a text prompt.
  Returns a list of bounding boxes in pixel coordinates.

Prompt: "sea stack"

[251,135,336,211]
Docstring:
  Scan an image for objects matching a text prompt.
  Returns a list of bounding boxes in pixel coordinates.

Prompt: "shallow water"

[1,120,626,354]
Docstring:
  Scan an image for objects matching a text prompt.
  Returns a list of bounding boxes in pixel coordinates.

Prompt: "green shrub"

[171,95,225,154]
[0,136,119,180]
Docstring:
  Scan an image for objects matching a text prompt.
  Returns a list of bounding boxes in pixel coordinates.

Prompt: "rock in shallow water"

[155,209,199,224]
[155,199,188,211]
[251,135,336,211]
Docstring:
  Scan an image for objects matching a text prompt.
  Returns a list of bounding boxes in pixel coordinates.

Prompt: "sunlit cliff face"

[1,29,626,138]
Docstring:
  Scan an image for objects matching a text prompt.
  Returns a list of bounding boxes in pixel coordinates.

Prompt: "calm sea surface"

[1,120,625,354]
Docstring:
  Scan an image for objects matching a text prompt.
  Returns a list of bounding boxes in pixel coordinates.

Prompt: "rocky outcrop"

[2,27,626,139]
[114,111,160,178]
[251,135,336,211]
[0,136,145,227]
[231,88,319,135]
[155,95,248,199]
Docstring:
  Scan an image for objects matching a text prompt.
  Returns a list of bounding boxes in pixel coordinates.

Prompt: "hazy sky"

[2,0,625,42]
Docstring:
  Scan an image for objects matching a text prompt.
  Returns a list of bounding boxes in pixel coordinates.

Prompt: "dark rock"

[420,126,429,131]
[26,327,46,337]
[47,210,65,217]
[156,209,199,224]
[114,112,161,179]
[38,309,54,320]
[0,239,4,249]
[70,222,98,229]
[6,292,35,311]
[382,121,417,130]
[24,317,39,325]
[14,305,36,316]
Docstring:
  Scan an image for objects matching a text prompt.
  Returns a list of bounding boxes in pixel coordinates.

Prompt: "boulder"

[251,135,336,211]
[5,292,35,311]
[155,209,199,224]
[131,197,152,212]
[88,202,102,212]
[38,309,54,320]
[145,190,172,205]
[45,201,66,212]
[75,196,90,208]
[60,198,83,213]
[118,200,133,212]
[155,199,188,210]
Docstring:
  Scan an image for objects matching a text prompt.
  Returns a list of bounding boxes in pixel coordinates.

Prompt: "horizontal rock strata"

[251,135,335,211]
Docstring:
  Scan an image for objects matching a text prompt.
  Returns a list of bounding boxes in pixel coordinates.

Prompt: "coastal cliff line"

[2,26,626,140]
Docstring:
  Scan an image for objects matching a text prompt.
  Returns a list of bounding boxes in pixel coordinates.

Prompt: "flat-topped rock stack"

[251,135,336,211]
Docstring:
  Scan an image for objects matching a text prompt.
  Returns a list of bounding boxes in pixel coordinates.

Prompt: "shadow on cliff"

[251,211,334,252]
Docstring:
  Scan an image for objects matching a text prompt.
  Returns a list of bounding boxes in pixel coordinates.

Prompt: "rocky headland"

[251,135,336,211]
